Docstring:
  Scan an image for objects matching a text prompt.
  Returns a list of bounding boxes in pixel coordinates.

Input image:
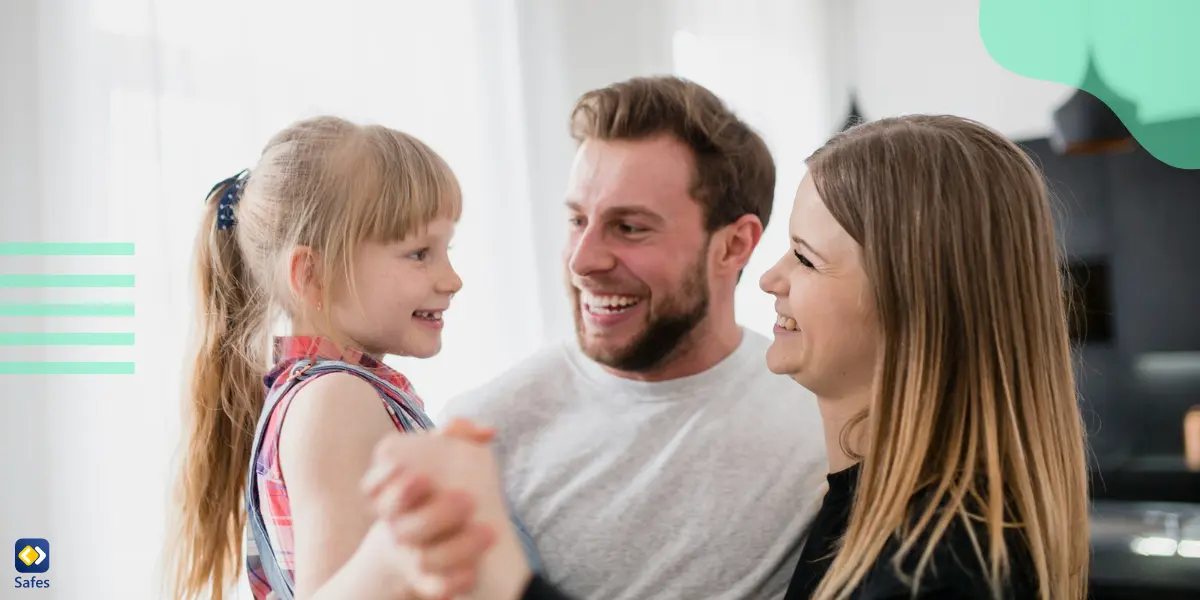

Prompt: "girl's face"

[758,175,880,400]
[327,217,462,359]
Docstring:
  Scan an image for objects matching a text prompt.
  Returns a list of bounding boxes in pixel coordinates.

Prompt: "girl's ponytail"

[170,171,272,600]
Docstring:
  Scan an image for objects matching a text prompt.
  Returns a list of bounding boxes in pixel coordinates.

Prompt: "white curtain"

[0,1,834,598]
[2,1,543,597]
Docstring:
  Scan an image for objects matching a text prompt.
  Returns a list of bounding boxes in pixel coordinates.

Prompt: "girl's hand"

[362,468,493,598]
[364,426,533,600]
[350,420,498,599]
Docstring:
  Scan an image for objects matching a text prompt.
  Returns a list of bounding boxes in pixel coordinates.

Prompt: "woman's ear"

[287,246,323,309]
[714,214,765,278]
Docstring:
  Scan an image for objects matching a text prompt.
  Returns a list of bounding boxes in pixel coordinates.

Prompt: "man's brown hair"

[569,75,776,233]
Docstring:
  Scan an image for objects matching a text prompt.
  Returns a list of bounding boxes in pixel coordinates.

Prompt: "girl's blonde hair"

[167,115,461,600]
[806,115,1090,600]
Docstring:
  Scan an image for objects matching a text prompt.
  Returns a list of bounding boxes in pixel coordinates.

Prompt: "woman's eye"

[794,250,814,269]
[619,223,646,235]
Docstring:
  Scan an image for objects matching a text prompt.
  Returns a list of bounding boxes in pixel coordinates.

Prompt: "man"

[441,76,826,600]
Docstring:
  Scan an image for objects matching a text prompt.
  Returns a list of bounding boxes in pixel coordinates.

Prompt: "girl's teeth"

[775,315,798,331]
[415,311,442,320]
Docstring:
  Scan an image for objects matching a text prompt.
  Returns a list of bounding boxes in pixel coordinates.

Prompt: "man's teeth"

[414,310,443,320]
[583,292,640,314]
[776,315,798,331]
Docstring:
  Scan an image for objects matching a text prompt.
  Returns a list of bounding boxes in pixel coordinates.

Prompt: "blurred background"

[1,0,1197,598]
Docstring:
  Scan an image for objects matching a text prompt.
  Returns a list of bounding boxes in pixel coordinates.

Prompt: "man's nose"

[567,226,617,277]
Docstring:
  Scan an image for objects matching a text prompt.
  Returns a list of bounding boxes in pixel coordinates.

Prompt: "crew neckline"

[563,327,760,402]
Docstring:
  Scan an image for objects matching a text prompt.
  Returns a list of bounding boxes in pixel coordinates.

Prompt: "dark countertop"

[1089,498,1200,596]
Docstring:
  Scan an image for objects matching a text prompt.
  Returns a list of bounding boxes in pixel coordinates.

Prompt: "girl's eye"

[794,250,814,269]
[409,248,429,261]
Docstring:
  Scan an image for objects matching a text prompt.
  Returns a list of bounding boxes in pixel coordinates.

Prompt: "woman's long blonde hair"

[807,115,1090,600]
[167,116,461,600]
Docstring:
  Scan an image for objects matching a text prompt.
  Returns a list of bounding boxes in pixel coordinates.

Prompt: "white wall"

[851,0,1075,141]
[508,0,680,344]
[511,0,1081,343]
[504,0,845,342]
[668,0,842,338]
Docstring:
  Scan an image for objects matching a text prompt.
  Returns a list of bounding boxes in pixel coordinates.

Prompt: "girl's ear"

[287,246,324,310]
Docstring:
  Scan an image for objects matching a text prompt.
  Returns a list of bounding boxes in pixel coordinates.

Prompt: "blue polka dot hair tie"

[208,168,251,231]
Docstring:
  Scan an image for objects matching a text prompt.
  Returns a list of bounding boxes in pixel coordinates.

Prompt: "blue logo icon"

[14,539,49,574]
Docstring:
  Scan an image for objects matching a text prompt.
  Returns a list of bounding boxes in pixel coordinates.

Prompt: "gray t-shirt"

[439,328,827,600]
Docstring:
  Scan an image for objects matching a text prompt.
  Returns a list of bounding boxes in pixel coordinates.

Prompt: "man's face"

[563,135,713,372]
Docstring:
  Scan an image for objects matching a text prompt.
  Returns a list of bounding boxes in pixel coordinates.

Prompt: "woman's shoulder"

[856,494,1039,599]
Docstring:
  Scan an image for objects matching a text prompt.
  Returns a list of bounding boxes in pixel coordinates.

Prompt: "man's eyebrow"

[565,202,666,224]
[605,206,665,223]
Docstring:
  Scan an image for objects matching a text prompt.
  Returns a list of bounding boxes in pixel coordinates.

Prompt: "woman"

[364,114,1091,600]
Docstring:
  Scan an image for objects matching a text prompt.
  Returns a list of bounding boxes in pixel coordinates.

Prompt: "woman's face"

[759,175,881,399]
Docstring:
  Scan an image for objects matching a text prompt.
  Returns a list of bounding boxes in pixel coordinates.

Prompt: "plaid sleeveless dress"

[244,336,540,599]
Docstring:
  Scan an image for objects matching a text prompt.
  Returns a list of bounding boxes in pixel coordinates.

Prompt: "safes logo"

[13,538,50,590]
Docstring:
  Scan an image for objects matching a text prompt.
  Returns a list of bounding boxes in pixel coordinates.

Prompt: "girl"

[168,115,534,600]
[362,114,1092,600]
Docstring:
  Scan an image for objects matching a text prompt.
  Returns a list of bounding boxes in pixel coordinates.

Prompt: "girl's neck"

[289,323,384,362]
[815,390,872,474]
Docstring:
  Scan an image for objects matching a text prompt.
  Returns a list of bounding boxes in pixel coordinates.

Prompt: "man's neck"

[602,315,743,383]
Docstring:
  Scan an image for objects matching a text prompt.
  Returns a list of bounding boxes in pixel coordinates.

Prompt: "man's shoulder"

[437,341,576,423]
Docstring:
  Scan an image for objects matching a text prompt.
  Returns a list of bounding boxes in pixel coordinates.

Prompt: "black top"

[521,463,1038,600]
[784,463,1038,599]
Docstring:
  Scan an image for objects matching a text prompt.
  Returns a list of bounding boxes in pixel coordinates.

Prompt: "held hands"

[263,420,527,600]
[361,419,533,600]
[260,420,500,600]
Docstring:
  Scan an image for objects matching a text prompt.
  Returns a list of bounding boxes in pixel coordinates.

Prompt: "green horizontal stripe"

[0,302,135,317]
[0,332,134,346]
[0,243,135,256]
[0,361,135,375]
[0,274,135,287]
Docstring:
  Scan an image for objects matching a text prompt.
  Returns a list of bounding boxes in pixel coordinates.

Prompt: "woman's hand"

[363,419,534,600]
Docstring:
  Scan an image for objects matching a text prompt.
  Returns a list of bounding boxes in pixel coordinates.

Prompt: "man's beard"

[572,252,710,373]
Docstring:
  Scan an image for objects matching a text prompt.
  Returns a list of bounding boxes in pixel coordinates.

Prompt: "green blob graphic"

[979,0,1200,169]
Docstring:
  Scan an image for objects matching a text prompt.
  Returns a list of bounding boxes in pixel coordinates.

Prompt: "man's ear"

[287,245,323,309]
[714,214,764,279]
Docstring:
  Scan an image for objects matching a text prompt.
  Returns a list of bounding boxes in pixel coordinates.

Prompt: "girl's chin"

[404,340,443,360]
